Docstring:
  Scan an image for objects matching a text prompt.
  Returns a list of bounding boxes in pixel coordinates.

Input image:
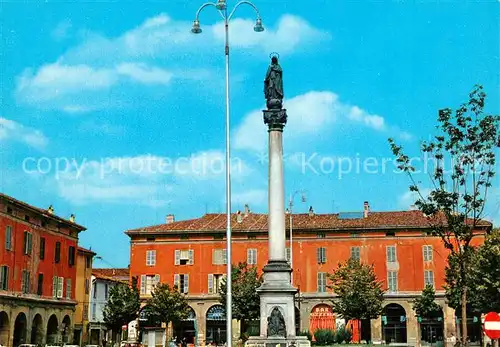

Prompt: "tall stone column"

[246,54,310,347]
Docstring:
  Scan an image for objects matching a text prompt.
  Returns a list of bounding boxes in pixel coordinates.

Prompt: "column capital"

[263,109,287,131]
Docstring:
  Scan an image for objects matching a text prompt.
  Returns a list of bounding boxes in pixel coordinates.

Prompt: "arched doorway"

[31,314,44,345]
[420,307,444,344]
[309,304,335,334]
[0,311,10,346]
[206,305,226,345]
[382,304,407,344]
[173,307,196,345]
[46,315,59,344]
[13,312,27,347]
[62,315,71,344]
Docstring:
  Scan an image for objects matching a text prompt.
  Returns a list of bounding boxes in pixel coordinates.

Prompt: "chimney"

[69,214,75,222]
[47,205,54,214]
[308,206,314,216]
[244,204,250,217]
[363,201,370,218]
[236,210,243,223]
[166,214,175,224]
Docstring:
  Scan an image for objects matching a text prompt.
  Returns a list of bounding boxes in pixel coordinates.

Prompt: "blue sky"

[1,0,499,268]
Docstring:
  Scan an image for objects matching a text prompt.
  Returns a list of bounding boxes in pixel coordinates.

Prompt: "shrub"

[335,326,353,344]
[313,329,336,345]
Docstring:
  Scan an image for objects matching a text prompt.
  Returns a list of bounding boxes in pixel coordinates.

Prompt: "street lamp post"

[191,2,264,346]
[287,191,306,284]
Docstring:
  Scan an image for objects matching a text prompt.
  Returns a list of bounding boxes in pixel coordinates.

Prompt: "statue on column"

[264,53,284,110]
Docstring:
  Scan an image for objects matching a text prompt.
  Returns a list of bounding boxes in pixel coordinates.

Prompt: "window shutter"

[66,279,72,299]
[0,268,4,290]
[57,277,64,298]
[212,249,216,264]
[316,248,321,263]
[174,274,180,289]
[322,248,326,262]
[188,250,194,265]
[175,250,181,265]
[52,276,58,297]
[28,233,32,254]
[23,232,28,254]
[183,274,189,293]
[154,274,160,286]
[140,275,146,294]
[222,249,227,264]
[5,226,12,250]
[208,274,214,294]
[247,249,251,264]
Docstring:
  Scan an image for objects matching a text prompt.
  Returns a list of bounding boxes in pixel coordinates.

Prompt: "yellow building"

[74,247,96,345]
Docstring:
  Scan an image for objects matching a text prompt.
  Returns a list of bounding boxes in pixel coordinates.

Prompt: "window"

[86,256,91,268]
[317,247,327,264]
[174,274,189,294]
[93,282,97,299]
[92,303,96,320]
[317,233,326,238]
[146,250,156,266]
[386,246,397,263]
[40,238,45,260]
[57,277,64,298]
[208,274,225,294]
[174,250,194,265]
[5,226,12,251]
[317,272,327,293]
[68,246,76,266]
[104,283,108,300]
[212,249,227,265]
[83,304,89,320]
[350,246,361,261]
[23,231,33,255]
[37,274,44,295]
[140,274,160,295]
[0,266,8,290]
[247,249,257,265]
[424,270,434,287]
[388,271,398,292]
[66,279,72,299]
[85,279,90,294]
[52,276,58,297]
[21,270,30,294]
[423,245,433,262]
[55,242,61,263]
[286,247,291,262]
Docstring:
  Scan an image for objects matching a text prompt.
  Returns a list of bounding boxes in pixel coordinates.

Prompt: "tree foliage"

[389,84,499,344]
[327,258,385,321]
[146,283,191,325]
[413,285,441,318]
[219,262,263,322]
[444,247,479,311]
[471,228,500,313]
[103,278,141,334]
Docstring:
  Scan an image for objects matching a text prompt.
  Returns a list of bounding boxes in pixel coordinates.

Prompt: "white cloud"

[36,151,253,206]
[233,91,412,152]
[0,117,48,150]
[398,188,431,210]
[15,13,329,113]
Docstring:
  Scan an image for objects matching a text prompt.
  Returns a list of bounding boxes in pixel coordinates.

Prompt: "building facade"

[74,247,97,346]
[0,193,86,347]
[126,205,490,347]
[88,269,129,345]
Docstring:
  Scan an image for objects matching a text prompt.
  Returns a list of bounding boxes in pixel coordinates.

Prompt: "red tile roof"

[77,246,96,255]
[1,192,86,231]
[126,210,492,235]
[93,268,129,278]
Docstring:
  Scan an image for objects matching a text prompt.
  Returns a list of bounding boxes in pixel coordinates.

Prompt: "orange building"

[0,193,86,347]
[126,204,490,347]
[74,246,96,345]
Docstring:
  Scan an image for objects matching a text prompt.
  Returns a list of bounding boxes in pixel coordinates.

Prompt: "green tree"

[146,283,191,327]
[471,228,500,313]
[413,285,441,319]
[327,258,385,321]
[219,262,263,335]
[389,85,499,345]
[103,278,141,342]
